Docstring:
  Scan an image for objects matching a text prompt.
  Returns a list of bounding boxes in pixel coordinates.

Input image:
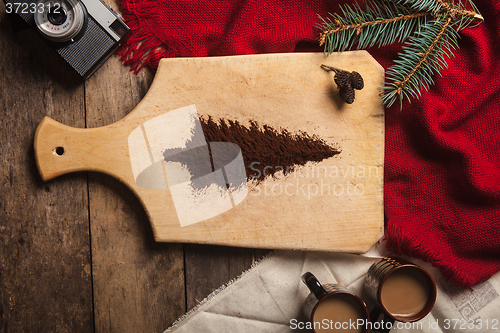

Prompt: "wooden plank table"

[0,2,268,331]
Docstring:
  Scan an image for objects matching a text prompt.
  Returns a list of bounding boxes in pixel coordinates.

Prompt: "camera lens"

[34,0,87,43]
[47,7,67,25]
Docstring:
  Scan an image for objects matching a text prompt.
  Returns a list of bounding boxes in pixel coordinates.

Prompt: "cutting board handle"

[34,116,122,181]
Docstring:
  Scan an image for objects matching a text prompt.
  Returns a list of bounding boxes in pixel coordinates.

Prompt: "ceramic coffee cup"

[302,272,370,333]
[364,257,437,324]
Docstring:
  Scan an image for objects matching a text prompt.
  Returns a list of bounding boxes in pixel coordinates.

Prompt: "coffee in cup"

[364,257,437,322]
[302,272,370,333]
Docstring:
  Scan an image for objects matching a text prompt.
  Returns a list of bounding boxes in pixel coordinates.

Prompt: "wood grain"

[1,1,383,331]
[0,1,194,331]
[82,1,186,329]
[0,5,92,332]
[34,52,385,253]
[184,245,256,311]
[1,2,260,329]
[84,54,188,332]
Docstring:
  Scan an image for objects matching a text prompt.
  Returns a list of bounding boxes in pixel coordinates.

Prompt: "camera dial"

[34,0,87,43]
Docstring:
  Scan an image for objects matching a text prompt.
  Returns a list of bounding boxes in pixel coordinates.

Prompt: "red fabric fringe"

[117,1,176,72]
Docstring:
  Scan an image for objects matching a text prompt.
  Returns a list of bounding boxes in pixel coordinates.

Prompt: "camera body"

[4,0,130,79]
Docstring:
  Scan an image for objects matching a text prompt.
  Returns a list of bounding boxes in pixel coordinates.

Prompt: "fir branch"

[436,0,483,21]
[440,0,484,31]
[319,12,429,46]
[391,0,483,20]
[318,1,431,52]
[396,17,452,93]
[381,17,459,107]
[317,0,483,108]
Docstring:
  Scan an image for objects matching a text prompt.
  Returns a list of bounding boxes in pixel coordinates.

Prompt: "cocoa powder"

[200,116,340,182]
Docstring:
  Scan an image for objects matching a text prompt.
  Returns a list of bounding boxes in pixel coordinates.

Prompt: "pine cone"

[321,64,361,103]
[334,71,351,90]
[340,85,355,104]
[349,71,364,90]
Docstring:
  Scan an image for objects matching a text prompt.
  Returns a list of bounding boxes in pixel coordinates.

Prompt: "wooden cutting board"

[34,51,384,253]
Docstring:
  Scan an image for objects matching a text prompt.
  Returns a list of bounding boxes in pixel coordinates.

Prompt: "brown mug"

[364,257,437,325]
[302,272,370,333]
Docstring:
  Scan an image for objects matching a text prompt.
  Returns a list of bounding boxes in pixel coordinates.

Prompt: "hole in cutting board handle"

[53,147,65,156]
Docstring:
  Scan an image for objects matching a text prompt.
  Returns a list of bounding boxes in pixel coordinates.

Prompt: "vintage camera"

[4,0,130,78]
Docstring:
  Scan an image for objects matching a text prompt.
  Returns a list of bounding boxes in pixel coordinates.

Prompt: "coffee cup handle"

[369,306,395,333]
[302,272,328,300]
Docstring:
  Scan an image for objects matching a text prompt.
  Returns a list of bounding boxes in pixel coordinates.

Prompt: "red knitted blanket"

[118,0,500,289]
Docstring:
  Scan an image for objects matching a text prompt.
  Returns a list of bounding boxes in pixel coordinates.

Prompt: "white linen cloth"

[165,242,500,333]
